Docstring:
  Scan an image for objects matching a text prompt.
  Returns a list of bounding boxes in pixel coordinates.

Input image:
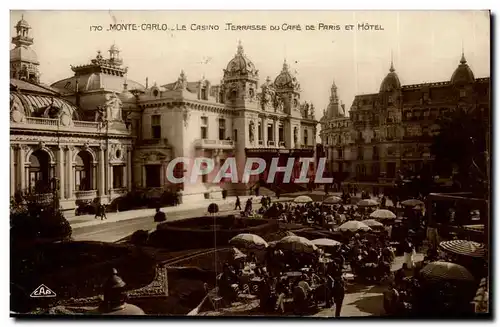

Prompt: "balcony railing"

[279,141,285,147]
[138,138,170,147]
[301,144,315,150]
[14,117,105,131]
[74,121,100,129]
[258,140,263,146]
[267,140,275,146]
[111,188,128,196]
[194,139,235,149]
[74,189,97,200]
[26,117,59,126]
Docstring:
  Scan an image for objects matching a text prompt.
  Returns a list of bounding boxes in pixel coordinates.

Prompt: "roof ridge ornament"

[237,40,244,55]
[282,59,289,72]
[389,51,395,73]
[460,50,467,65]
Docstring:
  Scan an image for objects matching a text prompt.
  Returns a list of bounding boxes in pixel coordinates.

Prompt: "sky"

[10,10,490,118]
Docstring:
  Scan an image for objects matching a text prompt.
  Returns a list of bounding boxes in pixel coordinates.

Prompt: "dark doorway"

[28,150,51,193]
[145,165,161,188]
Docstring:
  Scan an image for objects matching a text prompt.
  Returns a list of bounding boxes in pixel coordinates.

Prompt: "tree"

[10,190,72,244]
[430,106,489,197]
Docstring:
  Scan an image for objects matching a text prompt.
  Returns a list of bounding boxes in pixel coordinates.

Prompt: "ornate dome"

[16,17,30,29]
[451,52,475,85]
[10,79,81,120]
[274,60,300,91]
[10,45,39,64]
[224,41,258,79]
[379,61,401,92]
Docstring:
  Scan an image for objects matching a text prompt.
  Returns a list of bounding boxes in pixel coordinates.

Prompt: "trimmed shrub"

[130,230,149,246]
[148,216,279,250]
[10,192,72,244]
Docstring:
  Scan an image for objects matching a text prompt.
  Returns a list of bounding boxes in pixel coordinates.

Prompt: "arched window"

[75,151,93,191]
[28,150,51,193]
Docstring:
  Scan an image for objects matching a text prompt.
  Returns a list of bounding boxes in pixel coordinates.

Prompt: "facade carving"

[11,17,318,207]
[320,55,490,185]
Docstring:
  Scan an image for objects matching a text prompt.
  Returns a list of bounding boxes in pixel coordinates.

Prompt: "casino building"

[320,56,490,188]
[10,16,318,208]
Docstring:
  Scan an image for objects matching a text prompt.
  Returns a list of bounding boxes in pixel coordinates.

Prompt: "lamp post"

[51,177,60,209]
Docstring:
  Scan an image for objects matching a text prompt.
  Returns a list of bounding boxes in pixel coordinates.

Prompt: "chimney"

[75,79,80,107]
[146,77,149,89]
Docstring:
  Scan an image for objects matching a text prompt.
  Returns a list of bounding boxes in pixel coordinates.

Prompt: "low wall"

[148,216,279,251]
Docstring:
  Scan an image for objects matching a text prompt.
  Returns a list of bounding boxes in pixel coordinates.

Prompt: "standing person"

[245,197,253,213]
[98,203,107,220]
[332,275,346,317]
[234,196,242,210]
[95,200,101,220]
[381,195,387,208]
[403,237,415,269]
[260,196,268,210]
[153,207,166,222]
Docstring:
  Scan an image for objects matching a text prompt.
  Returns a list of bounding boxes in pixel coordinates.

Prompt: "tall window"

[218,118,226,140]
[258,123,262,141]
[113,165,124,189]
[338,148,343,159]
[201,87,208,100]
[357,146,363,160]
[373,146,379,160]
[151,115,161,139]
[278,124,284,143]
[387,163,396,178]
[201,116,208,139]
[268,124,274,141]
[233,129,238,142]
[303,129,308,145]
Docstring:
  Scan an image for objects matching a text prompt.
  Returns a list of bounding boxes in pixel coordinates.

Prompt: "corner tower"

[10,15,40,83]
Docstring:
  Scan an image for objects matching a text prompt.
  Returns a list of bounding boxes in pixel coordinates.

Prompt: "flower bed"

[11,241,156,313]
[148,216,279,251]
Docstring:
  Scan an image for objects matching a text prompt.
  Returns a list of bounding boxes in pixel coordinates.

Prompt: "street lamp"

[51,177,60,209]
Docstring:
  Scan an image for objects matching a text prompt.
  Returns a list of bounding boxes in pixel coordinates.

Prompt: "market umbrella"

[268,240,278,248]
[232,247,247,260]
[338,221,371,232]
[322,196,342,205]
[420,261,475,282]
[294,195,313,203]
[357,199,379,207]
[439,240,486,258]
[229,233,268,249]
[361,219,384,228]
[275,235,318,253]
[401,199,425,207]
[311,238,341,248]
[370,209,397,220]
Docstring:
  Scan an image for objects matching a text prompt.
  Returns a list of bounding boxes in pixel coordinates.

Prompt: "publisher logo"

[30,284,56,298]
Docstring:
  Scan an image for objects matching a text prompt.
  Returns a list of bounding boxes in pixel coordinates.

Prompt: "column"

[98,146,105,197]
[18,145,26,191]
[66,146,74,199]
[142,165,147,188]
[57,146,65,201]
[262,117,267,146]
[127,147,132,190]
[92,163,97,190]
[109,165,114,193]
[10,146,15,196]
[274,119,279,146]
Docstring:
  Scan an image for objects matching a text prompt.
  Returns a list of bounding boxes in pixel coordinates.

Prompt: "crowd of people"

[212,187,485,317]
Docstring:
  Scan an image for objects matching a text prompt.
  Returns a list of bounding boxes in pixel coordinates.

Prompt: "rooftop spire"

[237,40,244,55]
[282,58,289,72]
[389,50,395,72]
[460,48,467,64]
